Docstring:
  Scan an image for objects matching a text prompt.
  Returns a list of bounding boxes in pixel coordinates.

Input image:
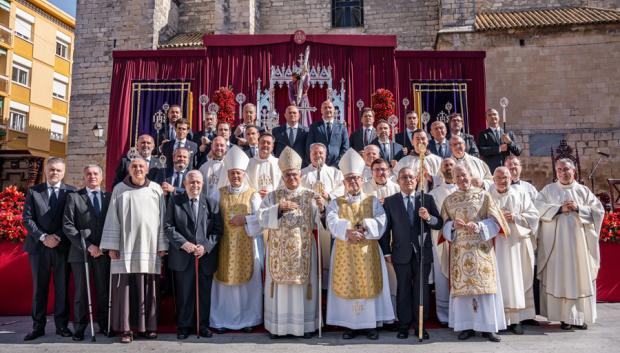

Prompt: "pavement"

[1,303,619,353]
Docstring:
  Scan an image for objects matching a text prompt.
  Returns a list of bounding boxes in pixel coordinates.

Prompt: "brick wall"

[437,24,620,192]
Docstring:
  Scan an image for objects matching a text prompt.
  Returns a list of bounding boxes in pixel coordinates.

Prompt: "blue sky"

[49,0,76,17]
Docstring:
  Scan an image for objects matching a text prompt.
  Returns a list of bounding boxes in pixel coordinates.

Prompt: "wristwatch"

[39,234,47,242]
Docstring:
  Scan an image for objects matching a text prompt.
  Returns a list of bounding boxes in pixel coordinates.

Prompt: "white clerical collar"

[228,184,246,194]
[558,180,576,188]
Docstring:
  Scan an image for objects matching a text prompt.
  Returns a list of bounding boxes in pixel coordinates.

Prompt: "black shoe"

[303,332,313,339]
[366,329,379,340]
[482,332,501,342]
[199,328,213,337]
[177,329,189,340]
[212,327,228,334]
[241,326,254,333]
[56,327,73,337]
[24,330,44,341]
[414,329,430,340]
[342,329,357,339]
[521,319,539,326]
[397,329,409,339]
[457,329,475,340]
[560,322,573,330]
[72,331,85,341]
[268,333,278,339]
[509,323,524,335]
[573,323,588,330]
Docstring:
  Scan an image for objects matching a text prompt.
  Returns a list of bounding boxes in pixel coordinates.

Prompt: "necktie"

[169,126,176,141]
[383,143,390,161]
[406,195,414,226]
[191,198,198,221]
[174,172,182,189]
[252,147,257,157]
[288,127,295,145]
[326,122,332,141]
[495,129,501,142]
[49,186,58,209]
[92,191,101,216]
[364,128,369,145]
[438,143,444,157]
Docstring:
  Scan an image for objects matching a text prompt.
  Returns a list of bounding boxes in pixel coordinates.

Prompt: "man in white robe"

[198,136,228,198]
[326,149,394,340]
[490,167,540,334]
[449,135,492,189]
[428,158,458,325]
[257,147,325,338]
[505,155,538,201]
[441,164,508,342]
[209,146,264,333]
[394,129,440,191]
[361,144,381,182]
[246,133,281,197]
[535,158,604,330]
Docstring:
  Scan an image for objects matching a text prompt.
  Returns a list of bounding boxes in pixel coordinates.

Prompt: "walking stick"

[107,269,112,337]
[195,255,200,338]
[81,237,96,342]
[417,143,427,342]
[316,159,324,338]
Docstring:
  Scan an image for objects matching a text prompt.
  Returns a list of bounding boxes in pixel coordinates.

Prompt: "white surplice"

[490,186,540,325]
[453,153,493,189]
[394,153,442,185]
[427,182,458,323]
[325,194,395,329]
[535,181,604,326]
[511,179,538,202]
[257,186,320,336]
[443,219,507,332]
[246,155,282,193]
[198,158,227,198]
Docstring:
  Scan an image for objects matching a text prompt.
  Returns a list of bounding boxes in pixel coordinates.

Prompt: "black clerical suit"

[23,182,76,334]
[63,188,111,335]
[380,192,443,330]
[164,192,223,334]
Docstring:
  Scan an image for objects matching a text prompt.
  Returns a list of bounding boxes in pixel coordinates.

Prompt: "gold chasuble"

[332,195,383,299]
[441,187,509,297]
[268,188,315,285]
[215,187,256,285]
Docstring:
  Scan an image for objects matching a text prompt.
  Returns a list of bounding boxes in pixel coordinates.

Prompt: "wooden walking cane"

[81,237,96,342]
[316,158,324,338]
[195,255,200,338]
[417,143,427,342]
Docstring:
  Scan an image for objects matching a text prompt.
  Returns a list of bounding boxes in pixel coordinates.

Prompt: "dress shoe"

[23,330,44,341]
[509,323,524,335]
[366,329,379,340]
[199,328,213,337]
[573,323,588,330]
[457,329,475,340]
[414,328,430,340]
[212,327,228,334]
[303,332,313,339]
[560,322,573,330]
[56,327,73,337]
[72,331,85,341]
[268,333,278,339]
[396,329,409,339]
[177,330,189,340]
[521,319,539,326]
[482,332,501,342]
[342,329,357,339]
[241,326,254,333]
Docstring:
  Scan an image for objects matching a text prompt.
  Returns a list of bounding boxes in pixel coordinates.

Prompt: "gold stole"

[268,188,314,285]
[441,188,508,296]
[332,195,383,299]
[215,187,255,285]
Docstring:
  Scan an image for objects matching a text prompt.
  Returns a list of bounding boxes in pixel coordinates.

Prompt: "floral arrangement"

[371,88,395,122]
[601,212,620,243]
[0,185,27,243]
[212,86,236,125]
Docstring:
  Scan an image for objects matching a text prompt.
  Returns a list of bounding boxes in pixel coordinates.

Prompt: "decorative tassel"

[270,281,275,298]
[306,283,312,300]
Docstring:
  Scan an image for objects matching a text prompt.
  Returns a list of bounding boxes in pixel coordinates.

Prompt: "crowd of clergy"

[21,100,604,344]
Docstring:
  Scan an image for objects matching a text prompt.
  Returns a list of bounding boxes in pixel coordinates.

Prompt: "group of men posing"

[22,100,604,345]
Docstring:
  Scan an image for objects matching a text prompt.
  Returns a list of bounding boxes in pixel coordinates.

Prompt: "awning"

[0,0,10,12]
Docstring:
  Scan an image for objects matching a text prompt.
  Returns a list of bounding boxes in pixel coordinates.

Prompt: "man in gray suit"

[23,158,76,341]
[165,170,223,339]
[306,100,350,167]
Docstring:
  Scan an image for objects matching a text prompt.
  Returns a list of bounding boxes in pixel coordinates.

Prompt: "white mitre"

[338,148,365,176]
[278,146,302,172]
[224,145,250,171]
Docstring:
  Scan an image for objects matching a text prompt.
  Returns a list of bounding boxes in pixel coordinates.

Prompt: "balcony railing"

[0,24,11,47]
[0,75,8,94]
[50,132,64,141]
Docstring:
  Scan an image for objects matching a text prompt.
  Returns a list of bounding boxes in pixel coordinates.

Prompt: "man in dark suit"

[428,121,451,159]
[113,134,165,186]
[63,165,111,341]
[192,111,218,167]
[447,113,479,157]
[241,125,260,158]
[478,109,522,172]
[165,170,222,339]
[370,120,404,167]
[272,105,309,166]
[349,107,376,152]
[306,100,349,167]
[162,147,192,196]
[380,166,443,340]
[157,104,194,147]
[394,111,418,156]
[23,158,76,341]
[161,119,198,170]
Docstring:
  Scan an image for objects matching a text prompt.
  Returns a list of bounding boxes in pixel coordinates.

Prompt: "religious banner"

[129,80,192,146]
[411,80,469,133]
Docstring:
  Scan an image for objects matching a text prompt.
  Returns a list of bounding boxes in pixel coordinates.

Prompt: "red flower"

[371,89,395,122]
[212,87,236,126]
[0,186,26,243]
[601,212,620,243]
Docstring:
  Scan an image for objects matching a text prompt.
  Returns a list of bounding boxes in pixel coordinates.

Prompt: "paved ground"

[1,303,619,352]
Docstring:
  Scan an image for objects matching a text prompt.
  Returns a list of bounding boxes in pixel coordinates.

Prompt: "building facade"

[0,0,74,189]
[68,0,619,194]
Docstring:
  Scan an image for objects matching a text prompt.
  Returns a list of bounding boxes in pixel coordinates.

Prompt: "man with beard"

[246,133,281,198]
[394,129,440,191]
[371,120,404,167]
[162,147,192,196]
[446,113,478,157]
[198,136,228,198]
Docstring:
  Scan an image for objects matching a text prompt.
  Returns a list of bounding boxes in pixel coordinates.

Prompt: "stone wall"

[178,0,216,33]
[437,24,620,192]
